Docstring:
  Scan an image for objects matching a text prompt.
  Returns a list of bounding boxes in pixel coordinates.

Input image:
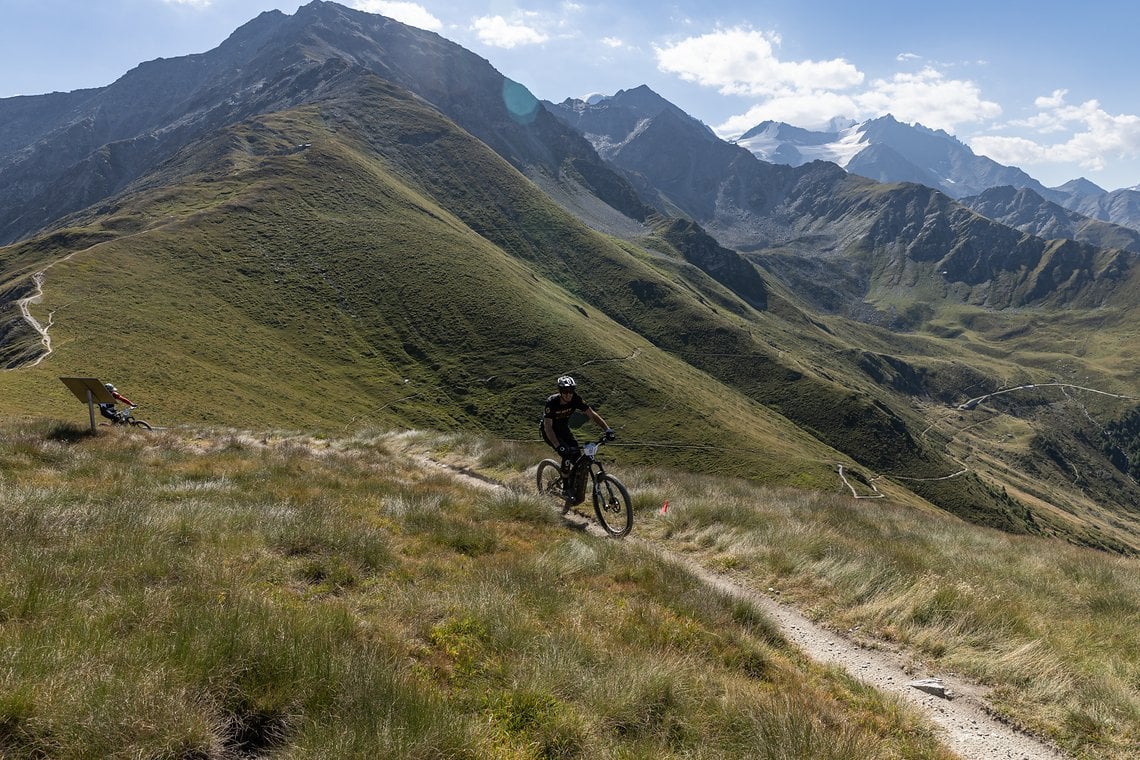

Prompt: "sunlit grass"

[613,463,1140,759]
[0,419,955,758]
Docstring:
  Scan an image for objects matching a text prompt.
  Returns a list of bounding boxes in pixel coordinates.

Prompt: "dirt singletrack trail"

[636,540,1069,760]
[425,456,1070,760]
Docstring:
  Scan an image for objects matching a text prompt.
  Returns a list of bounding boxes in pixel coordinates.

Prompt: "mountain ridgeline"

[734,112,1140,234]
[3,1,1140,552]
[0,0,648,246]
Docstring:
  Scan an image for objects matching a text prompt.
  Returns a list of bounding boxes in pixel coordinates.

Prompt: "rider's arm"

[112,391,135,406]
[585,407,609,431]
[543,417,558,445]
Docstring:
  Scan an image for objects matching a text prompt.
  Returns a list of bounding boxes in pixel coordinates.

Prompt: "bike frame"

[108,405,152,429]
[111,407,136,424]
[565,436,610,504]
[537,433,631,537]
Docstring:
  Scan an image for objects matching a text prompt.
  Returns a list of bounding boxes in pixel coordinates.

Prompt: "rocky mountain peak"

[0,0,651,243]
[1056,177,1107,200]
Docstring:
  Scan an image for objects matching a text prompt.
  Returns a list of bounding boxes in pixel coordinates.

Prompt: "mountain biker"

[540,376,615,487]
[98,382,136,422]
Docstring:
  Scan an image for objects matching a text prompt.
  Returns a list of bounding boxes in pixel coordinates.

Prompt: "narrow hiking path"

[424,456,1070,760]
[16,271,53,367]
[12,245,96,369]
[958,382,1140,411]
[638,542,1069,760]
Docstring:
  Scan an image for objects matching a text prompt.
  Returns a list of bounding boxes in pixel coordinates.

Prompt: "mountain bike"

[109,406,153,430]
[536,434,632,537]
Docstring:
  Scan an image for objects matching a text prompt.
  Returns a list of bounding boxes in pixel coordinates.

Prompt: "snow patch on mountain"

[736,122,867,168]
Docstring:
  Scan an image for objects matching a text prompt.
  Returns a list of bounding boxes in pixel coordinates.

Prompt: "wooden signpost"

[59,377,117,432]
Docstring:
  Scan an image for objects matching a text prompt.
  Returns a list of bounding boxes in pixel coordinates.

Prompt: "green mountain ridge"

[1,79,844,484]
[3,74,1136,552]
[2,5,1139,554]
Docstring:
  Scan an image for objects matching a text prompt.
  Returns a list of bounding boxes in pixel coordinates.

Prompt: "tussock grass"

[635,465,1140,759]
[0,420,954,758]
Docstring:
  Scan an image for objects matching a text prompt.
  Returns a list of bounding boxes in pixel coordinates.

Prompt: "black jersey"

[543,392,590,431]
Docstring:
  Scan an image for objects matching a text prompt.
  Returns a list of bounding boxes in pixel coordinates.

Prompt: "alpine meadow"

[1,2,1138,758]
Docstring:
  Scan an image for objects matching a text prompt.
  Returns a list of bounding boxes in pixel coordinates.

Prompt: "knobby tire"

[536,459,564,504]
[592,473,632,537]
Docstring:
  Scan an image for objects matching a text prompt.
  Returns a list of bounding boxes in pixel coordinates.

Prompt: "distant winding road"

[958,382,1139,410]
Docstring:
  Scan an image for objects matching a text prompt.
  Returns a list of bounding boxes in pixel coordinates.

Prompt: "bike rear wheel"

[536,459,565,503]
[592,473,632,537]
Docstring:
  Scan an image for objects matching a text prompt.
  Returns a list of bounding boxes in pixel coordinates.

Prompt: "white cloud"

[658,23,1002,138]
[715,66,999,138]
[854,68,1001,132]
[601,36,624,48]
[349,1,442,30]
[654,26,863,97]
[163,0,211,7]
[659,29,998,136]
[1035,88,1068,110]
[471,15,550,48]
[972,91,1140,172]
[717,92,860,135]
[967,135,1050,166]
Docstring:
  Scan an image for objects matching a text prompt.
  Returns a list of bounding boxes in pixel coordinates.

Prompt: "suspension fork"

[588,462,605,498]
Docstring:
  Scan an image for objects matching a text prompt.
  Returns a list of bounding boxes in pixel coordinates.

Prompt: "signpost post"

[59,377,118,432]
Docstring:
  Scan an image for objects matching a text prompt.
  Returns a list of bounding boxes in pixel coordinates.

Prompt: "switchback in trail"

[10,245,99,370]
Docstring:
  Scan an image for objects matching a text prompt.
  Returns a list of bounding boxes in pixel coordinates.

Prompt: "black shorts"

[539,421,578,453]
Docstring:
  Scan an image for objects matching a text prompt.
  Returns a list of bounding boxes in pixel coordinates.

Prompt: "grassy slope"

[746,202,1140,551]
[2,75,1138,549]
[632,460,1140,760]
[843,284,1140,552]
[323,84,1036,531]
[0,79,838,488]
[0,420,955,759]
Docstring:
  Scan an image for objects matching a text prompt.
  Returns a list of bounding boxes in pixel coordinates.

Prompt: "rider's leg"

[560,434,587,504]
[541,422,580,476]
[540,423,573,504]
[560,433,580,461]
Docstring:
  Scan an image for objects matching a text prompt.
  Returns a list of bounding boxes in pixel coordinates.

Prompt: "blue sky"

[4,0,1140,190]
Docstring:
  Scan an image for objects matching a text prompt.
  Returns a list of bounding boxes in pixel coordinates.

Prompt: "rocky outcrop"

[964,186,1140,254]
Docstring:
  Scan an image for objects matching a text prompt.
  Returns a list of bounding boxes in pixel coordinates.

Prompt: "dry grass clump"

[0,420,953,758]
[634,465,1140,759]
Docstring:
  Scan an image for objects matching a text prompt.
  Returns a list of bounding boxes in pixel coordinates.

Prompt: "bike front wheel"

[128,418,152,430]
[536,459,565,504]
[592,473,632,537]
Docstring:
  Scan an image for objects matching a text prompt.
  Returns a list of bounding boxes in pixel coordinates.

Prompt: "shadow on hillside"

[46,422,99,443]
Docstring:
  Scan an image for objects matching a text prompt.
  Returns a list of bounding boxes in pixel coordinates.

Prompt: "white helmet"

[556,375,576,390]
[104,383,116,392]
